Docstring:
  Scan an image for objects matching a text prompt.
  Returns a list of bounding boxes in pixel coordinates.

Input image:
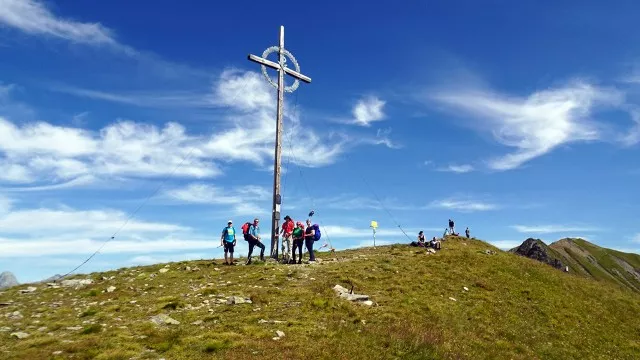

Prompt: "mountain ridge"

[510,237,640,293]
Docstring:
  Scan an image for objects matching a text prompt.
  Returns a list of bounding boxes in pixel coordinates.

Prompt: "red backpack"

[241,222,252,240]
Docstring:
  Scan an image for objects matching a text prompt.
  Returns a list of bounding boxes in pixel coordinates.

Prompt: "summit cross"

[247,25,312,259]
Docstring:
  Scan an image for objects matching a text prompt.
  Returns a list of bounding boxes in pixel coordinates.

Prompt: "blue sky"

[1,0,639,283]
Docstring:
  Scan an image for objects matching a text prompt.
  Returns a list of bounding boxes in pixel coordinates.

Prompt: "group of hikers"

[220,215,472,265]
[411,218,472,251]
[219,215,321,266]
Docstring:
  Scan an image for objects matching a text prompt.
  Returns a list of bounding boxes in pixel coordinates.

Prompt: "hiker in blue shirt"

[220,220,237,265]
[246,218,265,265]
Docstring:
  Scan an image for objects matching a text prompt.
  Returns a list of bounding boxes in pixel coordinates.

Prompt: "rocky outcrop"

[510,238,564,270]
[0,272,19,290]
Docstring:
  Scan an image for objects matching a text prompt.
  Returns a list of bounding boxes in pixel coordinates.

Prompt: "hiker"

[245,218,265,265]
[280,215,295,263]
[465,227,470,239]
[431,236,441,250]
[221,220,237,265]
[443,227,449,239]
[304,219,316,262]
[292,221,305,264]
[448,219,455,234]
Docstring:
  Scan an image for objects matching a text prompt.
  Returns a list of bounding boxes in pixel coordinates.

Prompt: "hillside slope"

[549,238,640,292]
[1,237,639,360]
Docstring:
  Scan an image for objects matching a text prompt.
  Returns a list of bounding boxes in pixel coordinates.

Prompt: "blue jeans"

[305,237,315,261]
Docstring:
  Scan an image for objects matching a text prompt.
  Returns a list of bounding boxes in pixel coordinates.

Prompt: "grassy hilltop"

[1,236,639,360]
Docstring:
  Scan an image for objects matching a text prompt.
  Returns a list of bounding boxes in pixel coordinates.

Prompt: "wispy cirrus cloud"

[428,197,498,212]
[511,224,602,234]
[429,79,624,170]
[437,164,474,173]
[0,0,117,47]
[618,107,640,146]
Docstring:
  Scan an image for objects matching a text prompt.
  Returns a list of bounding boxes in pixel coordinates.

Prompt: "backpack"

[312,224,321,241]
[241,222,252,240]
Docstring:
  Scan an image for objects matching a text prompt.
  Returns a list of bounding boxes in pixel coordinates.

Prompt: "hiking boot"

[246,259,252,265]
[297,260,302,264]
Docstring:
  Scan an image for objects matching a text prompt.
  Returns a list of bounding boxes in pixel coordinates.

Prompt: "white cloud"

[511,224,601,234]
[430,79,623,170]
[437,164,474,173]
[351,96,386,127]
[0,202,187,236]
[0,0,117,46]
[428,198,498,212]
[619,108,640,146]
[163,183,270,216]
[0,116,221,186]
[0,237,217,257]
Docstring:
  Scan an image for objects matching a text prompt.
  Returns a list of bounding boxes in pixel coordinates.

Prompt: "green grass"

[1,237,639,359]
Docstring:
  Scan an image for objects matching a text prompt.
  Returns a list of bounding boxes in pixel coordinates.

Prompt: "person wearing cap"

[246,218,265,265]
[292,221,305,264]
[221,220,237,265]
[279,215,295,263]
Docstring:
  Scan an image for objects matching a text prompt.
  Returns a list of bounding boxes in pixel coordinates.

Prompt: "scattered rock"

[61,279,93,289]
[463,287,469,292]
[106,286,116,293]
[19,286,37,294]
[159,268,169,274]
[0,271,19,290]
[276,330,285,338]
[37,327,47,332]
[150,314,180,326]
[426,248,436,254]
[226,296,252,305]
[449,297,457,302]
[362,300,374,306]
[258,319,285,324]
[191,320,203,325]
[66,326,82,331]
[333,285,370,302]
[52,351,63,355]
[10,332,29,339]
[484,250,496,256]
[0,301,13,307]
[6,311,23,320]
[0,326,11,332]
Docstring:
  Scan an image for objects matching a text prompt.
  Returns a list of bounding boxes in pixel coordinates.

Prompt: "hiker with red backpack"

[304,218,321,262]
[243,218,265,265]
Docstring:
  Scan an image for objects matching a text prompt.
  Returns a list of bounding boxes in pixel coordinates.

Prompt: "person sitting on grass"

[430,236,441,250]
[417,231,427,247]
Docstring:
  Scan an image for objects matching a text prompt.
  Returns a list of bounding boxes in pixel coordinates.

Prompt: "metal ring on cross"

[260,46,301,93]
